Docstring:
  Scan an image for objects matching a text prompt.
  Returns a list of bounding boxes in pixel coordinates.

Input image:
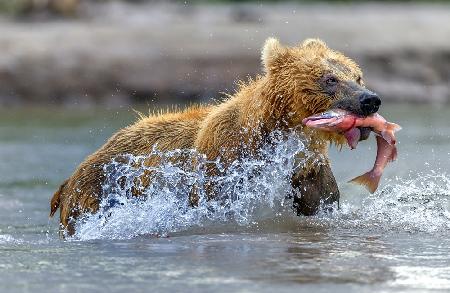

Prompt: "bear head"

[261,38,381,127]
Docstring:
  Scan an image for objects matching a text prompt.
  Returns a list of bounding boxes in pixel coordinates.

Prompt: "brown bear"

[50,38,381,236]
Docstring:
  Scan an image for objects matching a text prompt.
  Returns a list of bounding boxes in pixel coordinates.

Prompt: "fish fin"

[386,122,402,133]
[349,171,381,194]
[344,128,361,149]
[381,122,402,145]
[390,146,398,162]
[381,130,395,145]
[50,179,68,217]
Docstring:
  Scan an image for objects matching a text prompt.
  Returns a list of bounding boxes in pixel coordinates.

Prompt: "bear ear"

[301,38,327,49]
[261,37,286,73]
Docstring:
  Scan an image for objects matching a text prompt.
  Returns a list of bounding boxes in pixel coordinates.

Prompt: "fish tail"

[349,171,381,194]
[50,179,68,217]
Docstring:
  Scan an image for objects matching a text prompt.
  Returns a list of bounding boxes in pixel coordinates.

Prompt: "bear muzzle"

[330,82,381,117]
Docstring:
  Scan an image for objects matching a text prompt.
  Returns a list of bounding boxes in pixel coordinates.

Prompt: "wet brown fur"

[50,38,364,235]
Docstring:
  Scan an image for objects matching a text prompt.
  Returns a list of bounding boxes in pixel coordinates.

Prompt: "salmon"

[302,109,401,193]
[302,109,401,147]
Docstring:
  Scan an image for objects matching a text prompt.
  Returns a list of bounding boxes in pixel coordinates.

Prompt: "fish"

[302,109,402,193]
[302,109,402,148]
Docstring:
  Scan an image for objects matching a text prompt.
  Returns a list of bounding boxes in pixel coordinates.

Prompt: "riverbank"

[0,2,449,106]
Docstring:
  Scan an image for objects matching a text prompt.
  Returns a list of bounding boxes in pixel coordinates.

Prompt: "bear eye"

[325,76,338,86]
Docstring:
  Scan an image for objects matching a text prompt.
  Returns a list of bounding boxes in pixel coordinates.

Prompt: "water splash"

[74,131,312,240]
[73,130,450,240]
[333,172,450,233]
[0,234,18,244]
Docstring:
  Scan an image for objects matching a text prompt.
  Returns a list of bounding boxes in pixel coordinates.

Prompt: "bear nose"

[359,92,381,115]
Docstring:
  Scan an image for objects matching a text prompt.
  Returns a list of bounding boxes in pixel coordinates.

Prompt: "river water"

[0,104,449,292]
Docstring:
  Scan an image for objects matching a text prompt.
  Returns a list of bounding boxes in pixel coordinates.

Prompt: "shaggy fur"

[50,38,364,235]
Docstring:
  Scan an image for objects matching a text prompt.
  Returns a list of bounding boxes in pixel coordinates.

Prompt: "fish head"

[302,109,347,129]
